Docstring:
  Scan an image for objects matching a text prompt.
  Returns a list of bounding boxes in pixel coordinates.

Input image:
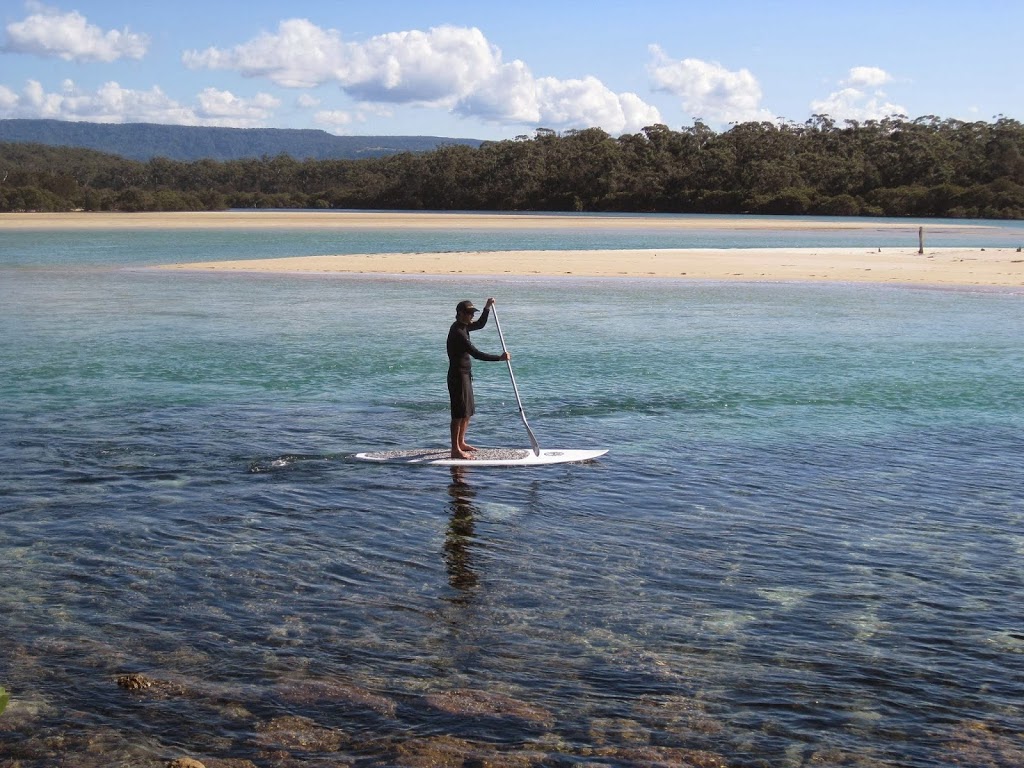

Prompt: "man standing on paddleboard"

[447,298,509,459]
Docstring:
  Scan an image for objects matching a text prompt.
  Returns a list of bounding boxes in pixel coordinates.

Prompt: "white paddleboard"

[353,447,608,467]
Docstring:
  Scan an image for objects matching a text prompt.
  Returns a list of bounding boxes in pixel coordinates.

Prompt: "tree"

[2,114,1023,217]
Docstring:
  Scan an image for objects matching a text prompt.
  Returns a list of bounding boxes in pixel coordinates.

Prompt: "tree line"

[2,115,1023,218]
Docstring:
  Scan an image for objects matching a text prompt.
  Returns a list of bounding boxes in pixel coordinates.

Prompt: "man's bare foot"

[451,450,470,459]
[460,443,478,452]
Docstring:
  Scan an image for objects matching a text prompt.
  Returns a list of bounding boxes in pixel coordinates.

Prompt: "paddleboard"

[353,447,608,467]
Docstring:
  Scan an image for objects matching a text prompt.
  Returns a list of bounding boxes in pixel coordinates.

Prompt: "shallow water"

[1,216,1022,767]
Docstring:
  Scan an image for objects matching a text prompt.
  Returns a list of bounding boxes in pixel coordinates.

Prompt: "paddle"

[490,304,541,456]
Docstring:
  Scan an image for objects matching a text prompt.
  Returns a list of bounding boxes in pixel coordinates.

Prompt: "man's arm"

[469,305,490,331]
[465,333,504,362]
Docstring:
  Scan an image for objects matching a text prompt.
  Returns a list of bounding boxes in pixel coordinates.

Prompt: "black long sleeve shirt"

[447,306,502,374]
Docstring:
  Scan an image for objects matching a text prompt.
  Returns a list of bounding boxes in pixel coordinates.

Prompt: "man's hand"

[485,297,496,307]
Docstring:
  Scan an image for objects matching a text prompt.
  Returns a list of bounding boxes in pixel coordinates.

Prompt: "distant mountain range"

[0,119,483,162]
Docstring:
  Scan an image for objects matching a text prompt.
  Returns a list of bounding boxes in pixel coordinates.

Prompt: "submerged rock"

[631,694,725,738]
[254,714,347,753]
[5,725,166,767]
[587,717,651,747]
[170,759,259,768]
[277,678,397,716]
[388,735,475,768]
[116,673,154,691]
[941,719,1024,767]
[609,648,690,686]
[115,673,187,697]
[590,745,730,767]
[0,691,52,730]
[386,735,546,768]
[804,747,890,766]
[425,688,554,728]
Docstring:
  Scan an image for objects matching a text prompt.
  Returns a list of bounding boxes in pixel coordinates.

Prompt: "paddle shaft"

[490,305,541,456]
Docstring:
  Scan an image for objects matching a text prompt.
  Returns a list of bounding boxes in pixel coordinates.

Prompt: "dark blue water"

[1,218,1022,767]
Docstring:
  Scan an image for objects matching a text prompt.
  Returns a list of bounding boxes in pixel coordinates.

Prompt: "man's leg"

[451,417,469,458]
[458,417,476,452]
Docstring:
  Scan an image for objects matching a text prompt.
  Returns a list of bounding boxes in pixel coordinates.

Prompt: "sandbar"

[158,247,1024,287]
[4,211,1020,286]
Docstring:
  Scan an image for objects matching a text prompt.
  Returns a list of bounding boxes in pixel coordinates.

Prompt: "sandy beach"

[4,211,1021,286]
[155,246,1023,287]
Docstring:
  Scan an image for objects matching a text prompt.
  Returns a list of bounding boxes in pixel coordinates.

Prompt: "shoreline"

[155,246,1024,288]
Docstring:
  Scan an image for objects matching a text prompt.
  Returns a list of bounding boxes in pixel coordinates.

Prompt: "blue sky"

[1,0,1020,139]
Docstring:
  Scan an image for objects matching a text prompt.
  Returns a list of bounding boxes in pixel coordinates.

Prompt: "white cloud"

[453,64,660,133]
[454,59,539,123]
[40,80,194,123]
[22,78,64,117]
[809,87,906,122]
[811,67,905,122]
[647,44,773,124]
[0,84,19,110]
[183,18,344,89]
[454,64,660,133]
[343,25,502,104]
[619,92,663,132]
[535,76,661,134]
[184,21,502,102]
[843,66,892,88]
[184,18,661,134]
[314,110,357,131]
[297,94,321,109]
[196,88,280,124]
[3,3,148,62]
[0,79,279,127]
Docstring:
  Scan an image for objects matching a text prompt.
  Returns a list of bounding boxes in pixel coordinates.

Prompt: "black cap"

[456,300,478,315]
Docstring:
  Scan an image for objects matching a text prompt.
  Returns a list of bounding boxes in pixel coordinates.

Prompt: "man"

[447,298,509,459]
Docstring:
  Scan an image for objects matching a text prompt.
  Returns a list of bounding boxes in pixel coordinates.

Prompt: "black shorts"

[447,370,475,419]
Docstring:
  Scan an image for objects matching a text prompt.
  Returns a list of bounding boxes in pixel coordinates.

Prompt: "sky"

[1,0,1021,140]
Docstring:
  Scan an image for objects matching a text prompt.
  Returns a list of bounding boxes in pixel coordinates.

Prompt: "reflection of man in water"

[444,467,478,595]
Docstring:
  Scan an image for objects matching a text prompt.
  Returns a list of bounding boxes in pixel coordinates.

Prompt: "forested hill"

[0,119,482,161]
[2,116,1023,218]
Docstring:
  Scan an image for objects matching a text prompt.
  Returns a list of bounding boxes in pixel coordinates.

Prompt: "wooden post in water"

[918,226,925,254]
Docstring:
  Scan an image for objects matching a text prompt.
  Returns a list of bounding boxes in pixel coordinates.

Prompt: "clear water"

[1,216,1022,767]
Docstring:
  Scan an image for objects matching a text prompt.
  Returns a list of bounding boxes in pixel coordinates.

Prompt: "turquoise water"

[4,212,1024,269]
[1,216,1022,767]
